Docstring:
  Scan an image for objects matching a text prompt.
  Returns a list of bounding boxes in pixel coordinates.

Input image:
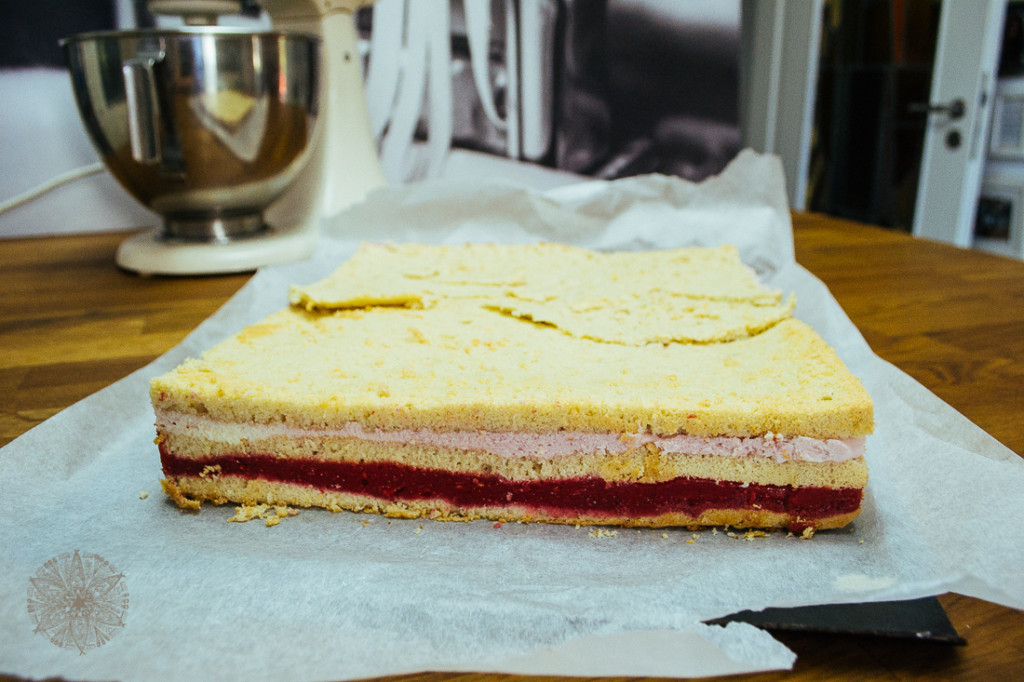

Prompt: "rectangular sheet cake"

[151,242,873,531]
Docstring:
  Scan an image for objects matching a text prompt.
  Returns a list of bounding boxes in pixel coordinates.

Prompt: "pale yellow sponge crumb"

[227,504,271,523]
[227,504,297,526]
[161,478,201,510]
[589,528,619,538]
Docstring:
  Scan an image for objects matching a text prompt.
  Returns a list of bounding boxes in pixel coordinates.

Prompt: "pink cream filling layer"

[156,411,864,463]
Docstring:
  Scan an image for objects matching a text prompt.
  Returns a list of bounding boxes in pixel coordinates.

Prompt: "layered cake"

[152,242,872,531]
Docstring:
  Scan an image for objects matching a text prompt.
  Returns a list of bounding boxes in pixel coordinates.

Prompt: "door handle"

[909,98,966,119]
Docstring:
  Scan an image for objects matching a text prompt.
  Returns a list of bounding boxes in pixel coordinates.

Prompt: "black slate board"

[708,597,966,644]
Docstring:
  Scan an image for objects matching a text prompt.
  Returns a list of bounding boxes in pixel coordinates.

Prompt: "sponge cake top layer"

[151,243,873,438]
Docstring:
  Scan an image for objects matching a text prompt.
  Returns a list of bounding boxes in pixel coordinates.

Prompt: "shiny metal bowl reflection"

[62,28,320,241]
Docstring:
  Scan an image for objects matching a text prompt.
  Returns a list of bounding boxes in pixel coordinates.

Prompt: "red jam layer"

[160,448,862,522]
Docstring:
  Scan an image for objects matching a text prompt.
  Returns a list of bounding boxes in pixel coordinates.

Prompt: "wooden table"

[1,213,1022,680]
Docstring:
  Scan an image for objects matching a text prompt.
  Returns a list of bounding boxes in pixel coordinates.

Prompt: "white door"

[912,0,1006,247]
[741,0,1006,240]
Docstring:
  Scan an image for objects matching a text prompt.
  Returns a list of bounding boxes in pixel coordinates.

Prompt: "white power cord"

[0,162,107,218]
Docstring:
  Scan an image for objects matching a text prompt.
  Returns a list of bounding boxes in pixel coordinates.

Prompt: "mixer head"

[149,0,379,24]
[148,1,260,25]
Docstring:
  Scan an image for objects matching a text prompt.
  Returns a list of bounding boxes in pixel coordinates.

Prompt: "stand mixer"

[63,0,386,275]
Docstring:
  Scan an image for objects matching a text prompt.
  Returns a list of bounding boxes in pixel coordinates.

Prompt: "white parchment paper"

[3,151,1023,680]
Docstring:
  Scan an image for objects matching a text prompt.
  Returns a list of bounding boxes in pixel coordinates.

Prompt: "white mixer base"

[116,227,316,276]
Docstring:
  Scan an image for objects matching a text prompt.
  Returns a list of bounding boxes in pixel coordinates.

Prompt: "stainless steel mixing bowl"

[62,28,320,241]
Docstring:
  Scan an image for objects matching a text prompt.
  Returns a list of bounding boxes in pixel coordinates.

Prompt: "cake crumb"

[800,527,815,540]
[199,464,222,480]
[160,479,201,510]
[589,528,618,538]
[227,503,297,526]
[415,525,424,534]
[493,522,503,529]
[660,533,668,540]
[686,539,695,545]
[138,491,149,499]
[743,530,768,542]
[228,504,269,523]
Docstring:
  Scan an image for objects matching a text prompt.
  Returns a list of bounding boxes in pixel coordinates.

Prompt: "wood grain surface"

[1,213,1021,681]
